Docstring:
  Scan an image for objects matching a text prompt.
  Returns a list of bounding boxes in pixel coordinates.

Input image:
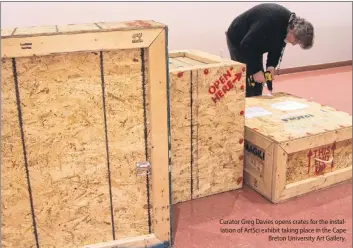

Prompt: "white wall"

[1,2,352,69]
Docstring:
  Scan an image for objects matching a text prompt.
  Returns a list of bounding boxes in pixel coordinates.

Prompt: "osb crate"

[244,92,352,203]
[1,20,172,248]
[169,50,246,204]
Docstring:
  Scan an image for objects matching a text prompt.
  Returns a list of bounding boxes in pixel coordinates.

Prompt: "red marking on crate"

[239,138,244,144]
[237,177,243,185]
[307,150,313,174]
[306,132,311,136]
[307,143,336,176]
[240,85,244,90]
[331,142,336,169]
[209,69,243,104]
[239,155,244,161]
[339,125,346,128]
[232,72,242,83]
[204,69,209,75]
[252,128,258,131]
[242,67,245,72]
[254,178,258,187]
[133,58,139,62]
[230,67,233,71]
[177,72,183,78]
[125,20,152,27]
[240,110,244,116]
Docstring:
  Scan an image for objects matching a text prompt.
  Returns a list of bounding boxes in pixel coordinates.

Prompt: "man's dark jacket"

[227,3,293,75]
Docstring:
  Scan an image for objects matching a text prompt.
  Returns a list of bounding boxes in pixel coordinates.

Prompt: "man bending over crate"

[226,3,314,97]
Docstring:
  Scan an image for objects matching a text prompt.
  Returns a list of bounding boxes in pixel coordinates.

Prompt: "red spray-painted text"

[307,142,336,176]
[208,69,243,103]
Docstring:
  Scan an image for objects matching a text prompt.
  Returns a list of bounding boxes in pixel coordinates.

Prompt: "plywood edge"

[1,20,166,39]
[271,144,288,202]
[169,61,239,73]
[277,166,352,203]
[148,29,171,243]
[280,126,353,154]
[244,129,275,199]
[169,49,244,65]
[1,28,16,37]
[244,127,274,149]
[187,49,236,63]
[1,28,164,58]
[168,51,186,58]
[82,234,168,248]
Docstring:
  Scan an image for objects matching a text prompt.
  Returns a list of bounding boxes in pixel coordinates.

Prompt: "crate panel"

[286,139,352,184]
[1,20,170,248]
[14,53,113,246]
[169,50,246,204]
[1,59,38,248]
[244,92,352,203]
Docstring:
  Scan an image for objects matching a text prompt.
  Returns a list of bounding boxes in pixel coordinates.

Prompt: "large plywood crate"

[244,92,352,203]
[169,50,246,204]
[1,20,172,248]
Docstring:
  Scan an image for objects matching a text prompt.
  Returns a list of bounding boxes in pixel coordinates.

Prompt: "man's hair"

[291,17,314,49]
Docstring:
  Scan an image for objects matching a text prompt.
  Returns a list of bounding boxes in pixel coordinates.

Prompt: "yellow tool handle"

[264,71,272,81]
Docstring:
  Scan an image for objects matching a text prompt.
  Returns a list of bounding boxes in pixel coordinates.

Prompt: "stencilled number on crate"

[281,113,314,122]
[132,33,143,43]
[307,142,336,176]
[20,42,32,49]
[245,142,265,161]
[245,141,265,176]
[208,66,245,104]
[249,157,264,174]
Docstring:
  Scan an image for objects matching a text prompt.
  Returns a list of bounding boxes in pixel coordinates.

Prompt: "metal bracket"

[136,161,151,176]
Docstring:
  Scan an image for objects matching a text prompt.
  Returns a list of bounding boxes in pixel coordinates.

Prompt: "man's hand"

[266,66,276,80]
[253,71,265,83]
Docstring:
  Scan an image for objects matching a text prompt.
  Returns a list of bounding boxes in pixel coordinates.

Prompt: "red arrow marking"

[232,72,242,83]
[307,150,313,175]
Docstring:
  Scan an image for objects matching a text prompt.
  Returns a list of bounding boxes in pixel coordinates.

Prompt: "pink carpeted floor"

[171,66,352,248]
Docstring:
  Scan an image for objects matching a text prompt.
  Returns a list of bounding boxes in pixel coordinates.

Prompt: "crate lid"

[1,20,166,38]
[1,20,166,59]
[245,92,352,143]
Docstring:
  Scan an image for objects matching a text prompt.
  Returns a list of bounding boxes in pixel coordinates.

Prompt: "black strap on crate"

[99,51,116,240]
[12,58,40,248]
[140,48,152,234]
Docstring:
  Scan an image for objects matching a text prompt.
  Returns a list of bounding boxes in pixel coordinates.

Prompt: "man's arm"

[266,41,286,69]
[239,21,268,75]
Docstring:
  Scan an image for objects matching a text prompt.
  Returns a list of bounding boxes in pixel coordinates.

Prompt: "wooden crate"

[244,92,352,203]
[1,20,172,248]
[169,50,246,204]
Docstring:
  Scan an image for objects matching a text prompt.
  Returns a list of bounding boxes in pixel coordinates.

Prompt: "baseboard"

[280,60,352,75]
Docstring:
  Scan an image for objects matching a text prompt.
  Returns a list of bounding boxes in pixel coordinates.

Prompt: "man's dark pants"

[226,34,263,97]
